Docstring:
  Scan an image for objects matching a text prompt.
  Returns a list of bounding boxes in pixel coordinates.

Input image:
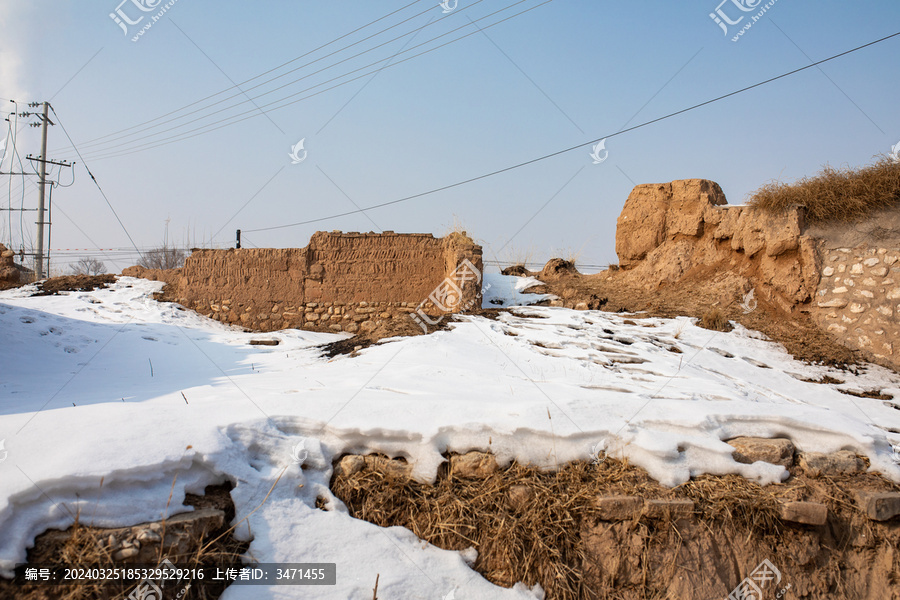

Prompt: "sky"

[1,0,899,275]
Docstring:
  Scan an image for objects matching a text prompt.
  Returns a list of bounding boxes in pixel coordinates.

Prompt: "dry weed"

[749,157,900,223]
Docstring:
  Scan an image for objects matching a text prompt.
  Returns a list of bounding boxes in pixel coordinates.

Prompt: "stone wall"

[814,248,900,363]
[123,231,483,334]
[613,179,900,369]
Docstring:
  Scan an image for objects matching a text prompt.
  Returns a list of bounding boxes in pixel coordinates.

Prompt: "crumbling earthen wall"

[124,231,483,334]
[0,243,21,288]
[614,179,899,369]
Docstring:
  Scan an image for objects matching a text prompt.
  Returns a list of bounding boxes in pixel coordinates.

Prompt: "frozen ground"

[1,275,899,599]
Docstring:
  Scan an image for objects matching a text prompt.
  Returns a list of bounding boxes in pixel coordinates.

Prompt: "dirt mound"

[539,258,577,280]
[331,453,900,600]
[527,260,860,367]
[31,274,118,297]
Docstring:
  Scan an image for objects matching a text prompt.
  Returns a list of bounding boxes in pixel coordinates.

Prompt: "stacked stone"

[191,298,429,333]
[816,248,900,361]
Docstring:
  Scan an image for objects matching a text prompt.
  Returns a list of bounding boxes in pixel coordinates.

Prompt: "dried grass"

[748,157,900,223]
[332,458,787,600]
[699,308,731,332]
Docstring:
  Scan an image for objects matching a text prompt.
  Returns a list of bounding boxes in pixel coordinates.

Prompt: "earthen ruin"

[612,179,900,368]
[123,230,483,334]
[0,243,21,289]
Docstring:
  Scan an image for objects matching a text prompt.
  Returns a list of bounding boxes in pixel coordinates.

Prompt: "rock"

[595,495,643,521]
[364,455,412,479]
[249,339,279,346]
[855,491,900,521]
[780,501,828,526]
[451,452,499,478]
[798,451,865,477]
[137,530,161,544]
[818,298,848,308]
[539,258,577,280]
[112,547,140,561]
[507,485,534,512]
[643,499,695,519]
[337,454,366,478]
[726,437,795,468]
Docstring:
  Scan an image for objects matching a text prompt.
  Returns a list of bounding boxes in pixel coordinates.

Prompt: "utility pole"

[35,102,50,279]
[19,102,72,279]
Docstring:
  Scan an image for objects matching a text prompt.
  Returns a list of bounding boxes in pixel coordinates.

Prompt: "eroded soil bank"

[331,450,900,600]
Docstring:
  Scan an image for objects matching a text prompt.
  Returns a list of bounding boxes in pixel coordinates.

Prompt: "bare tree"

[138,245,186,270]
[72,257,107,276]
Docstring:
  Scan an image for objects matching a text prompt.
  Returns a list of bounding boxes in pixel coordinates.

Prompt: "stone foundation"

[814,248,900,362]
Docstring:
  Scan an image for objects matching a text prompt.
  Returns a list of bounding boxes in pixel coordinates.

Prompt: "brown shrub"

[700,307,731,332]
[748,157,900,223]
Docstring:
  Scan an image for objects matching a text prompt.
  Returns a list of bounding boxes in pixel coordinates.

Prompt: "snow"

[1,274,900,598]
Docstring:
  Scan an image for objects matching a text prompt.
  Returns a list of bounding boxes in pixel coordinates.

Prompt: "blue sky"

[2,0,899,274]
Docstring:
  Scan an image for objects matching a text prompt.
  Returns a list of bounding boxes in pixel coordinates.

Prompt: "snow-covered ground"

[1,275,900,599]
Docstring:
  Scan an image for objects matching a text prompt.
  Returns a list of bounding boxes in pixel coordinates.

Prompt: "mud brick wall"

[124,231,482,334]
[814,248,900,363]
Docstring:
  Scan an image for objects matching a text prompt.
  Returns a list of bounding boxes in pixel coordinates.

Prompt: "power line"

[66,0,449,154]
[51,0,436,154]
[242,29,900,233]
[49,105,142,258]
[77,0,544,161]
